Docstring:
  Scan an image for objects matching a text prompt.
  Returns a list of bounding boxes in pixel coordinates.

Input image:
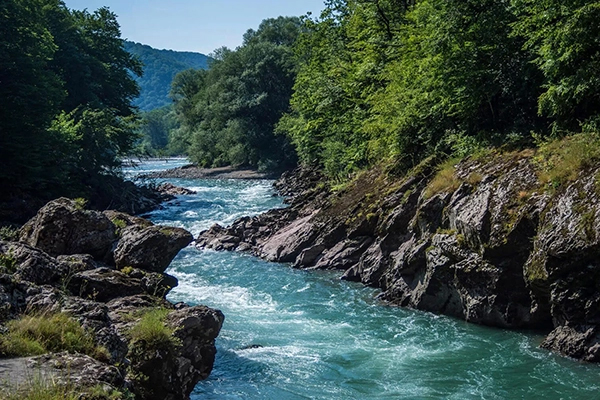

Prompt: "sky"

[63,0,326,55]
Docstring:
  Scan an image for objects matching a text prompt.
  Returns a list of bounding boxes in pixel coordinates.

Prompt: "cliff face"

[0,198,224,399]
[198,152,600,362]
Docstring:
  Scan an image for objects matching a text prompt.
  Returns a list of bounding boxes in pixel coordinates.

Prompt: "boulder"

[114,225,193,273]
[67,267,178,302]
[156,182,197,196]
[19,198,116,259]
[128,306,224,400]
[1,241,67,285]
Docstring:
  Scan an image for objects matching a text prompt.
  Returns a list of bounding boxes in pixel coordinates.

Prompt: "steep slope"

[124,41,211,111]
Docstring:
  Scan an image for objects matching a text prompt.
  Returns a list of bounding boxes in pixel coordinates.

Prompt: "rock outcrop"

[0,198,223,399]
[197,154,600,362]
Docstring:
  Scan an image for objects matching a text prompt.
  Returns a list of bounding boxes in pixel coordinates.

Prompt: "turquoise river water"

[127,160,599,400]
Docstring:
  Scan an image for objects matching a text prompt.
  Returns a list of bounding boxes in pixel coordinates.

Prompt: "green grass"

[0,379,131,400]
[424,157,462,199]
[128,308,179,350]
[0,379,79,400]
[0,312,108,361]
[535,133,600,190]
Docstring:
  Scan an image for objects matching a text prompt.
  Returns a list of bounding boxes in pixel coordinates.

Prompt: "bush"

[0,226,19,241]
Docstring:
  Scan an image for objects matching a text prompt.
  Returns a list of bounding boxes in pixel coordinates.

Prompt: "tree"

[513,0,600,133]
[0,0,142,200]
[0,0,64,193]
[172,17,302,171]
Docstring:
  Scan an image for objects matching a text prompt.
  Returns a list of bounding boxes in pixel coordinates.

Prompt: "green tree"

[0,0,142,202]
[172,17,302,171]
[0,0,65,193]
[513,0,600,133]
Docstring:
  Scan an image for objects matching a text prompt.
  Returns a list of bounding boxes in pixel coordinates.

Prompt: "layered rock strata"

[0,198,224,399]
[198,154,600,362]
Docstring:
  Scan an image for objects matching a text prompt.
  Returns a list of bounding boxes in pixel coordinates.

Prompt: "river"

[127,159,599,400]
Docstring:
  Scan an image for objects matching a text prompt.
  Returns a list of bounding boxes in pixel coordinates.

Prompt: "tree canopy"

[171,16,302,172]
[0,0,141,200]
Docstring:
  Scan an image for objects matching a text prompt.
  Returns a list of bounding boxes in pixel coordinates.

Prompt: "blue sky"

[63,0,326,55]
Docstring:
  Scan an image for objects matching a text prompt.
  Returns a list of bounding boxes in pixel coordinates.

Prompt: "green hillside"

[124,41,211,111]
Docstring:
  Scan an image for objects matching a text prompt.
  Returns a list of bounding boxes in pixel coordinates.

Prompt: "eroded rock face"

[0,199,222,399]
[196,158,600,362]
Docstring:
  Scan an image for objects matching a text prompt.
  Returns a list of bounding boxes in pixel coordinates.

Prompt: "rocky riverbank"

[0,198,223,399]
[0,177,179,227]
[142,165,277,180]
[198,152,600,363]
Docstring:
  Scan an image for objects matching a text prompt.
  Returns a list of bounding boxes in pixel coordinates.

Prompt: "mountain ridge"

[124,41,211,111]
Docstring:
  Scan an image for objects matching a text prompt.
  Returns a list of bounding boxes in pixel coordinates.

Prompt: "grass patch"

[128,308,179,350]
[535,133,600,190]
[424,158,462,199]
[0,252,17,274]
[0,226,19,241]
[466,172,483,186]
[0,379,131,400]
[73,198,88,210]
[0,312,108,361]
[0,379,80,400]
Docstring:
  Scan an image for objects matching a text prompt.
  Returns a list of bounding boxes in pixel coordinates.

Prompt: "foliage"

[0,226,19,241]
[0,312,108,361]
[513,0,600,134]
[0,0,141,202]
[171,16,302,171]
[135,105,183,156]
[278,0,545,179]
[0,252,17,274]
[124,41,210,111]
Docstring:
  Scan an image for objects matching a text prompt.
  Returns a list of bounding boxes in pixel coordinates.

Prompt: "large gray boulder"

[114,225,193,273]
[19,198,116,259]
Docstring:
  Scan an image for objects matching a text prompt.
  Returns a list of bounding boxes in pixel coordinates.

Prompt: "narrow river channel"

[128,160,599,400]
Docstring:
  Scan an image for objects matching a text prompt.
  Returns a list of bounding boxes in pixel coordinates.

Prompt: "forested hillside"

[171,0,600,178]
[124,41,210,111]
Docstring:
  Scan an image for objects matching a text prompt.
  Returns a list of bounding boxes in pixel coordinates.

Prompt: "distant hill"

[124,41,211,111]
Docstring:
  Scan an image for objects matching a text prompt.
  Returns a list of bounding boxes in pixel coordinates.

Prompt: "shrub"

[0,226,19,241]
[0,252,17,274]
